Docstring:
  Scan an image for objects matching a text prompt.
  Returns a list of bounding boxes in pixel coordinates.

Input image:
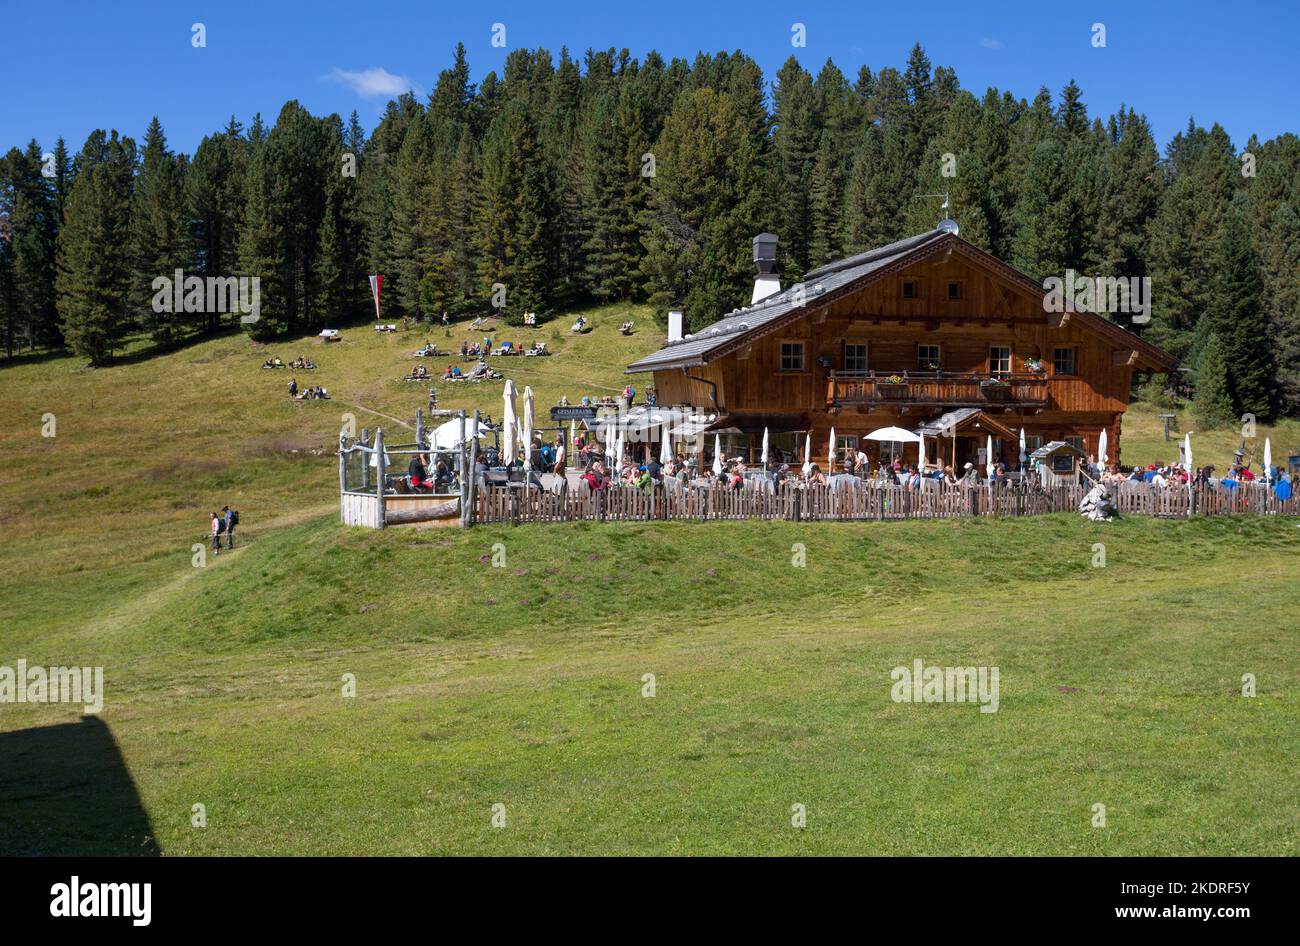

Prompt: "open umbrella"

[986,434,995,479]
[761,427,770,468]
[712,433,724,476]
[802,433,812,475]
[1098,428,1108,467]
[429,418,489,450]
[828,426,836,472]
[521,385,535,471]
[501,380,518,465]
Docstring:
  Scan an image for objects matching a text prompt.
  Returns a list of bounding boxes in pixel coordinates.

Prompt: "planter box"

[877,382,910,400]
[980,382,1012,402]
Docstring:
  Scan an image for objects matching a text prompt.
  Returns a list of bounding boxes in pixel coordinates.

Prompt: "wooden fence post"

[360,427,371,490]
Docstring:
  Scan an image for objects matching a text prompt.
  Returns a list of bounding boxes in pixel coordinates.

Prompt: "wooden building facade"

[627,230,1177,470]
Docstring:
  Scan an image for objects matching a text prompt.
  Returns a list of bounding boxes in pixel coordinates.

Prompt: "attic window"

[902,280,919,300]
[947,281,963,300]
[779,342,805,372]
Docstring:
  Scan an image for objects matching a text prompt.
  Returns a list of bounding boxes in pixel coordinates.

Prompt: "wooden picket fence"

[472,480,1299,526]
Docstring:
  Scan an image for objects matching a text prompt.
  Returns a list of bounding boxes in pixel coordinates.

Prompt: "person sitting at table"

[807,464,827,487]
[408,454,432,491]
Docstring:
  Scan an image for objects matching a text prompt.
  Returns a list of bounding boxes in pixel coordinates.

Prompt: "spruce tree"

[1193,332,1234,429]
[56,130,136,365]
[131,117,189,345]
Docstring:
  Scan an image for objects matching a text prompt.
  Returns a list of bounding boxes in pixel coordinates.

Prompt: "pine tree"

[1202,196,1272,418]
[1193,332,1234,429]
[132,117,190,345]
[56,130,137,365]
[1,143,59,348]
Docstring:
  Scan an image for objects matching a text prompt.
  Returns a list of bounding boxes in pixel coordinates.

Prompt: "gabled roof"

[1030,440,1087,459]
[626,231,1177,374]
[915,408,1016,442]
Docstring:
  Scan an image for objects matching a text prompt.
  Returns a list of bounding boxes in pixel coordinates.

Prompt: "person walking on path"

[222,505,237,549]
[210,512,222,556]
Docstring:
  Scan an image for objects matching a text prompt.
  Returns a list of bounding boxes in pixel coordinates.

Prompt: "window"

[1051,453,1076,473]
[1065,436,1084,452]
[989,346,1012,376]
[902,280,919,299]
[835,435,858,471]
[917,344,941,371]
[1025,435,1043,453]
[843,343,868,373]
[947,281,963,300]
[779,342,805,372]
[1053,347,1077,375]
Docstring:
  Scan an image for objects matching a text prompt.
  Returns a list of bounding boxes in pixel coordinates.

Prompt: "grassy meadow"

[0,307,1297,855]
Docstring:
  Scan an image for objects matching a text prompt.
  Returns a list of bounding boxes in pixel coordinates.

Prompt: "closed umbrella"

[1184,433,1193,476]
[1098,428,1108,467]
[1264,437,1272,482]
[761,427,769,468]
[660,423,673,465]
[712,433,724,476]
[828,426,836,472]
[521,385,535,471]
[615,428,625,476]
[1019,428,1027,466]
[917,429,926,472]
[569,418,576,448]
[501,380,518,465]
[986,434,994,479]
[802,433,812,475]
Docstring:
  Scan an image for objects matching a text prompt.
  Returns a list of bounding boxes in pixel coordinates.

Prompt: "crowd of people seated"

[264,355,316,369]
[288,378,329,400]
[404,363,430,381]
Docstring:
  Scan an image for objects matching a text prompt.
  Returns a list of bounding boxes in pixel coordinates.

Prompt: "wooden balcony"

[827,371,1049,409]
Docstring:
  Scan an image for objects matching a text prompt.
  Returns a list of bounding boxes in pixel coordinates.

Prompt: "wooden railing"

[472,481,1298,526]
[827,371,1049,408]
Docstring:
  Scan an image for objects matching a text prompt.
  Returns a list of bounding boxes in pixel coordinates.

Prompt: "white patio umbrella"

[615,428,626,476]
[801,433,812,475]
[712,433,724,476]
[761,427,770,467]
[828,425,836,471]
[501,379,518,464]
[1019,427,1027,465]
[1098,428,1108,467]
[569,418,576,447]
[429,418,489,449]
[986,434,995,478]
[1184,433,1193,475]
[917,429,926,471]
[605,416,617,457]
[862,426,920,443]
[521,385,535,471]
[1264,437,1273,482]
[660,423,673,465]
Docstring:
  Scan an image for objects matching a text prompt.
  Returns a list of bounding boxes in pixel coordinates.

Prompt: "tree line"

[1,42,1296,422]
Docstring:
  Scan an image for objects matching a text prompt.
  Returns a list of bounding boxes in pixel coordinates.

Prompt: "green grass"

[1,310,1297,855]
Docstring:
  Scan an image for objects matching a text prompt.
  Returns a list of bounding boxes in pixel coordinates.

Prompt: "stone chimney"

[752,233,780,304]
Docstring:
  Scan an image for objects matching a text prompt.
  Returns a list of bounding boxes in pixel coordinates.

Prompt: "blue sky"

[5,0,1297,156]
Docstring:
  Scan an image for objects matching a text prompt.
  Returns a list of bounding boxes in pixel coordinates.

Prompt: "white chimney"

[752,233,780,303]
[667,310,684,342]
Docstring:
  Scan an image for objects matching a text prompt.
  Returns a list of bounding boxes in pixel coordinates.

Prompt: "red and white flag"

[368,274,384,320]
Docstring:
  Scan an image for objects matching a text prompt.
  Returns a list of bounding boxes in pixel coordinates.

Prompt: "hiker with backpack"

[222,505,238,549]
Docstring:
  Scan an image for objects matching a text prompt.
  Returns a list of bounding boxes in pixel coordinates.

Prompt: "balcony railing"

[827,371,1049,408]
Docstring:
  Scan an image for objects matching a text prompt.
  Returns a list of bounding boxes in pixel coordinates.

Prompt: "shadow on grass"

[0,716,160,856]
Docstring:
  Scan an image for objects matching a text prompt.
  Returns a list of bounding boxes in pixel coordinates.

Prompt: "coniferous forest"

[1,42,1297,422]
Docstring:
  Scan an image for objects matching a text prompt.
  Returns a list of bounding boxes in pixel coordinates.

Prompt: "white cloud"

[980,38,1005,50]
[325,67,416,98]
